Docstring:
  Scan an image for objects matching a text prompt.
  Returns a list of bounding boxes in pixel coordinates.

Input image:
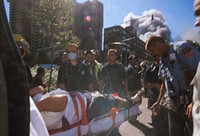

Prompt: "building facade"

[8,0,103,56]
[104,25,154,65]
[8,0,33,49]
[74,0,103,52]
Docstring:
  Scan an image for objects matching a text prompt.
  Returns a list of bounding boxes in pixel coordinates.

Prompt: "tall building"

[8,0,50,52]
[8,0,33,49]
[8,0,104,55]
[31,0,50,53]
[74,0,103,51]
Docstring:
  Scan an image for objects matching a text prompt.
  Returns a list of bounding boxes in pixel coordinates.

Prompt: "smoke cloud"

[178,28,200,43]
[122,9,171,42]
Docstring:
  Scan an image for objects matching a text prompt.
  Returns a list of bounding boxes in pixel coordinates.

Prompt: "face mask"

[67,52,77,60]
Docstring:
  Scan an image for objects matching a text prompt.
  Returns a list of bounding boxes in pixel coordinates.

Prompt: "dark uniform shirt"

[126,64,141,93]
[144,64,161,84]
[98,62,127,96]
[144,64,161,108]
[57,60,92,91]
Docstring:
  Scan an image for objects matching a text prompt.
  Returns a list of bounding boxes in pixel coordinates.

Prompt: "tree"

[33,0,79,49]
[33,0,80,91]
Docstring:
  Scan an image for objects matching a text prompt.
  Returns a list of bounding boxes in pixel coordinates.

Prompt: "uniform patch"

[181,47,194,58]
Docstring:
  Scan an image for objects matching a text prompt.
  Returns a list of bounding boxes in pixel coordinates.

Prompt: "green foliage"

[32,0,81,88]
[32,0,80,50]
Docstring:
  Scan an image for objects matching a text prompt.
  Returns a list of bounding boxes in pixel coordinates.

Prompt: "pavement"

[119,98,156,136]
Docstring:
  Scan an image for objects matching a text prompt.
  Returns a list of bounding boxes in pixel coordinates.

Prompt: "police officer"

[13,34,45,96]
[13,34,33,86]
[13,34,49,135]
[145,36,200,136]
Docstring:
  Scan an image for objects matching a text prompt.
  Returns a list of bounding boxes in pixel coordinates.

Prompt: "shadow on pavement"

[129,120,155,136]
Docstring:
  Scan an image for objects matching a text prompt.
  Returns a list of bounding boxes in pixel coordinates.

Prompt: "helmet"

[13,34,30,57]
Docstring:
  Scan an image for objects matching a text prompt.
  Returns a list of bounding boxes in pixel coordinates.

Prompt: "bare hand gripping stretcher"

[34,89,142,136]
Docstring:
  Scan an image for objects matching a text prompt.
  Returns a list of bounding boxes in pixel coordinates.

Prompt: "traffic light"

[85,15,92,31]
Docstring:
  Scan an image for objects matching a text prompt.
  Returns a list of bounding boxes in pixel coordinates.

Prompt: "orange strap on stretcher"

[71,91,88,125]
[71,91,88,136]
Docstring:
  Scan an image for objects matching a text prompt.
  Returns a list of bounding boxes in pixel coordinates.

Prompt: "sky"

[77,0,199,42]
[3,0,199,42]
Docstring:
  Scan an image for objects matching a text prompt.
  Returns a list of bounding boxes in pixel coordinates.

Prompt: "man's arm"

[155,82,164,104]
[36,95,68,112]
[150,82,164,110]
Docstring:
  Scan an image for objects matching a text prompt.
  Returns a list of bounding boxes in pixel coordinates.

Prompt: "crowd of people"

[8,0,200,135]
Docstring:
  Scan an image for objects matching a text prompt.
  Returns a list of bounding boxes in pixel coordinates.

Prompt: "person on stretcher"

[33,89,142,136]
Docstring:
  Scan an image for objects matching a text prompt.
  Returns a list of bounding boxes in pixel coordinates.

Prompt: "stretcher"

[37,89,142,136]
[50,103,140,136]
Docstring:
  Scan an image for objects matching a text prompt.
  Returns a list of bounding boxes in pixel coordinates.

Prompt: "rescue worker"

[145,36,200,136]
[98,49,128,97]
[57,43,93,92]
[126,55,142,96]
[143,61,161,127]
[13,34,33,86]
[87,50,102,90]
[13,34,45,96]
[13,34,49,136]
